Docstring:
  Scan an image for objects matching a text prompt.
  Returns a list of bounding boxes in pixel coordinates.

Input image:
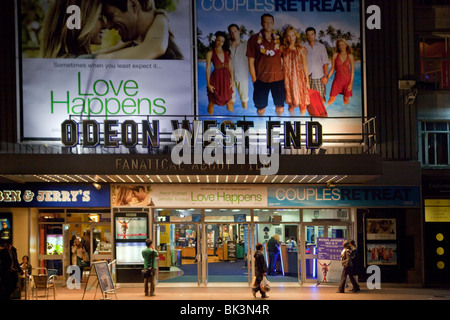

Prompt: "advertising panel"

[19,0,363,148]
[268,186,421,207]
[196,0,363,135]
[0,183,110,207]
[20,0,193,140]
[109,184,420,208]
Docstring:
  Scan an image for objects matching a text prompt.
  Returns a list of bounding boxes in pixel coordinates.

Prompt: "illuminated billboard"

[19,0,363,147]
[20,0,193,140]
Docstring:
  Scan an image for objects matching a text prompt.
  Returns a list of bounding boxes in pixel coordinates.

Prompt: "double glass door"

[300,222,350,283]
[153,209,352,285]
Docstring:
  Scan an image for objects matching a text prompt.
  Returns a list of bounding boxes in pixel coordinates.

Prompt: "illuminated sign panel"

[19,0,363,149]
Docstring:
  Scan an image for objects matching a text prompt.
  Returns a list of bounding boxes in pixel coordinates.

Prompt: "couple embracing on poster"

[40,0,183,60]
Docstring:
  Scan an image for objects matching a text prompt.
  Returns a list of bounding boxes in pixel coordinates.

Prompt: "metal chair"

[31,267,57,300]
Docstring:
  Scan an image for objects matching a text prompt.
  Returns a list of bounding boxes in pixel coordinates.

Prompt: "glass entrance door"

[203,222,251,283]
[301,222,350,283]
[153,209,202,284]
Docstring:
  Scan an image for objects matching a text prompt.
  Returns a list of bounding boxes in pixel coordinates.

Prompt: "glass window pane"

[92,225,112,255]
[302,209,349,222]
[39,212,64,222]
[40,224,63,255]
[422,38,446,59]
[154,209,201,223]
[254,209,299,222]
[204,209,250,223]
[436,133,449,165]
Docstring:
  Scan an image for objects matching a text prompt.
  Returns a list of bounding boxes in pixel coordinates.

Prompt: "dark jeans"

[268,251,280,275]
[338,266,360,292]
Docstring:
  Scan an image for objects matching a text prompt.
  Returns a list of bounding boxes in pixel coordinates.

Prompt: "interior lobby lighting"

[92,183,101,190]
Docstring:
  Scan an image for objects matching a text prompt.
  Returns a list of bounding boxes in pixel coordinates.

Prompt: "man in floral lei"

[247,13,285,116]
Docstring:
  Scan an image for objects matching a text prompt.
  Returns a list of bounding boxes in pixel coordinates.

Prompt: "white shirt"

[230,40,249,82]
[305,40,329,79]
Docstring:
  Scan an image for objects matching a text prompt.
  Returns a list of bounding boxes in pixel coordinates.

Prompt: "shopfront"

[0,184,111,286]
[109,184,421,286]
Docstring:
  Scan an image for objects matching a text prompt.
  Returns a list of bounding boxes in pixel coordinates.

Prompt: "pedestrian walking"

[337,240,360,293]
[252,243,269,298]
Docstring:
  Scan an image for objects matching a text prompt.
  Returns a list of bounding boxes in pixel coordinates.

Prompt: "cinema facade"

[1,0,449,289]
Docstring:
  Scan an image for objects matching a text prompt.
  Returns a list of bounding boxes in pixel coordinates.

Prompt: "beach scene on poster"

[196,0,362,134]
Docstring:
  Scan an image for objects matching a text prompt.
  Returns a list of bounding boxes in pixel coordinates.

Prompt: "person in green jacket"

[142,239,158,296]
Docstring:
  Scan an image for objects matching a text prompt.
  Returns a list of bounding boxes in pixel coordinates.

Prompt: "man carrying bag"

[142,239,158,297]
[252,243,269,298]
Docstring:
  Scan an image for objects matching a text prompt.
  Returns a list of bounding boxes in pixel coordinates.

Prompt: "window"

[420,121,450,166]
[419,35,450,90]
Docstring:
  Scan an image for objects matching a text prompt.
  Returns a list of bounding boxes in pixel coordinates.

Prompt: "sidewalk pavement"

[29,282,450,301]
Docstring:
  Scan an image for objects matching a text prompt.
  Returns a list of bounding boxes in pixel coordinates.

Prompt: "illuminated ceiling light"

[335,175,348,183]
[116,175,126,183]
[92,183,101,190]
[75,175,89,182]
[34,175,50,182]
[327,175,338,183]
[64,175,78,182]
[86,175,97,182]
[106,175,117,183]
[54,175,70,182]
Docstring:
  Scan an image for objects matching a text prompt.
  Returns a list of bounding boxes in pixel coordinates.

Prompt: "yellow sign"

[425,199,450,207]
[425,207,450,222]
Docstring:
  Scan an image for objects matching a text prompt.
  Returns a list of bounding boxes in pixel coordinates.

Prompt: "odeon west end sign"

[61,119,324,175]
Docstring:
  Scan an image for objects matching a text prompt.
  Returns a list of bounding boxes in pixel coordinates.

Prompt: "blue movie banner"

[268,186,420,207]
[0,184,110,208]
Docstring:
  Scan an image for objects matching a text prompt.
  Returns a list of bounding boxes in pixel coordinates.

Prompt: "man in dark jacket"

[267,234,280,275]
[252,243,269,298]
[0,240,21,300]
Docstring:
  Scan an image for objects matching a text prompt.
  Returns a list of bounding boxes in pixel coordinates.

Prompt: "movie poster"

[196,0,363,135]
[20,0,193,140]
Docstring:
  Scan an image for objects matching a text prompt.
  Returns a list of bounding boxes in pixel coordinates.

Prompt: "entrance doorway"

[203,223,252,283]
[300,222,350,284]
[153,209,203,284]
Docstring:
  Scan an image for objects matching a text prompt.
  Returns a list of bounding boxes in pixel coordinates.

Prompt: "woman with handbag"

[142,239,158,297]
[252,243,269,298]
